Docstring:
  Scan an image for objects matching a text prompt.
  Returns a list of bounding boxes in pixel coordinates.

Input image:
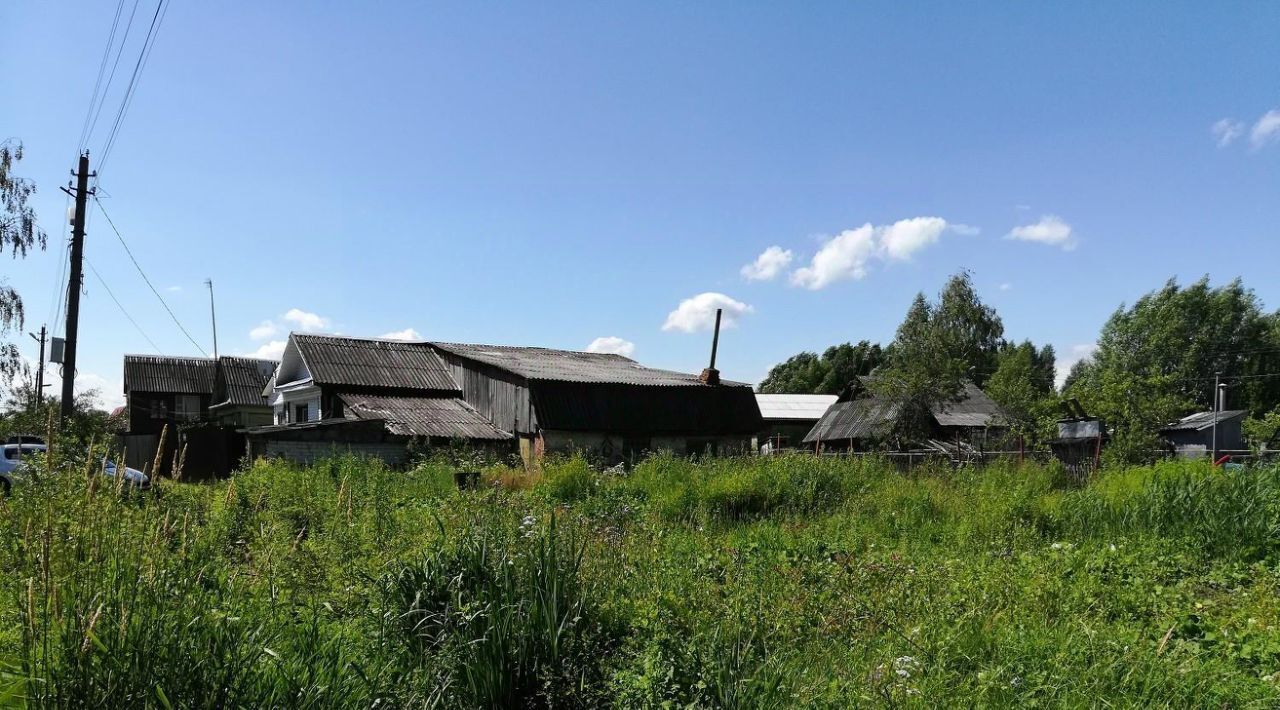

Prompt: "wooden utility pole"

[28,326,47,411]
[58,152,94,422]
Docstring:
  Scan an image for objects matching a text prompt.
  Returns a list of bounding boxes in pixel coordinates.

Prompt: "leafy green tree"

[987,341,1057,444]
[758,341,884,395]
[1242,407,1280,452]
[757,352,825,394]
[1,141,47,383]
[1066,277,1280,462]
[874,272,1006,442]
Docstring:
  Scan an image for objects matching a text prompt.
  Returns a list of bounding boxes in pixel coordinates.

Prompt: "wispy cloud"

[1006,215,1076,250]
[790,217,956,290]
[740,246,793,281]
[999,282,1012,291]
[1211,118,1244,147]
[662,293,753,333]
[249,340,287,360]
[379,328,421,341]
[166,285,182,293]
[249,320,278,340]
[1055,343,1097,390]
[586,336,635,357]
[282,308,330,332]
[1250,109,1280,150]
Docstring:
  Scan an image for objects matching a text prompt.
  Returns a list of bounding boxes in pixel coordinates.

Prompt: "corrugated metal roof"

[531,381,763,434]
[293,334,459,392]
[1160,410,1248,432]
[431,342,746,387]
[802,382,1003,443]
[802,399,898,443]
[214,357,277,407]
[123,355,215,395]
[339,393,512,440]
[932,383,1003,427]
[755,394,838,421]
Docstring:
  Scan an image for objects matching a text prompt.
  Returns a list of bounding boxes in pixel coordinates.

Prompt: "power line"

[84,255,163,354]
[97,0,170,175]
[93,196,207,354]
[78,0,133,151]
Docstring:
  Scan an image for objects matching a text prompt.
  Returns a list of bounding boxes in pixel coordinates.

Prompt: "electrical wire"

[93,196,206,354]
[97,0,170,176]
[84,255,163,354]
[78,0,132,152]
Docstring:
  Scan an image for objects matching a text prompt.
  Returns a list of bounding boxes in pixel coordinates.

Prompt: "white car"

[0,443,47,494]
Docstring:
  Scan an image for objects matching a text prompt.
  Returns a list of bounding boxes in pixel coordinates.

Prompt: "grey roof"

[755,394,838,421]
[802,399,898,443]
[431,342,748,387]
[123,355,215,395]
[213,357,277,408]
[1160,410,1248,432]
[802,382,1003,443]
[338,393,511,440]
[293,334,459,392]
[932,383,1003,427]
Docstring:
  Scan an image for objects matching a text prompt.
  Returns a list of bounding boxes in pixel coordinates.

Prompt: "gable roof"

[431,342,747,387]
[802,381,1003,443]
[755,394,838,421]
[1160,409,1248,432]
[291,334,459,392]
[123,355,215,395]
[338,393,512,440]
[213,357,277,408]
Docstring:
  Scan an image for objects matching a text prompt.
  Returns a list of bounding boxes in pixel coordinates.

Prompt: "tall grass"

[2,451,1279,706]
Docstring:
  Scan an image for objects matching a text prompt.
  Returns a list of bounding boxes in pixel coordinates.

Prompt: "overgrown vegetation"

[3,451,1280,706]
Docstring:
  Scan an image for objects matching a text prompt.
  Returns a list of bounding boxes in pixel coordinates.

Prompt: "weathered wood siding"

[437,353,537,435]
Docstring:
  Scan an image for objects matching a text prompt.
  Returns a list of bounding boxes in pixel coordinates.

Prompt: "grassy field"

[2,450,1279,707]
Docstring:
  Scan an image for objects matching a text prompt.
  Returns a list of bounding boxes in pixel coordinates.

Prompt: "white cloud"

[166,285,182,293]
[662,292,754,333]
[999,282,1013,291]
[379,328,422,341]
[1006,215,1076,250]
[249,320,278,340]
[789,216,954,290]
[282,308,330,332]
[249,340,287,360]
[1211,118,1244,147]
[586,336,636,357]
[790,225,877,289]
[25,363,124,411]
[949,223,981,236]
[1055,343,1097,390]
[880,216,949,261]
[740,246,794,281]
[1015,204,1031,211]
[1250,109,1280,150]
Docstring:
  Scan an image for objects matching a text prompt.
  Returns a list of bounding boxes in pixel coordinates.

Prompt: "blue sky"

[4,2,1279,409]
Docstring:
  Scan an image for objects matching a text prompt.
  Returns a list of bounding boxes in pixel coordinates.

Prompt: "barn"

[246,333,762,466]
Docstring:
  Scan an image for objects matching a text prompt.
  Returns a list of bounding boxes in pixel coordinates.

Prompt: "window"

[148,397,169,419]
[295,403,309,423]
[175,395,201,421]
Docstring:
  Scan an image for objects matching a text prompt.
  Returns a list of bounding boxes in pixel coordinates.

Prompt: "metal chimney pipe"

[709,308,723,370]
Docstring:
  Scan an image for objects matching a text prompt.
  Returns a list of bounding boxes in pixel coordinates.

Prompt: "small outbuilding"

[754,393,837,453]
[209,356,278,428]
[1159,410,1248,459]
[802,377,1004,454]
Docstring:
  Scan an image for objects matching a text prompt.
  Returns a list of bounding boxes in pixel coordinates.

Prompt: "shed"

[754,394,838,452]
[122,355,216,434]
[1159,410,1248,459]
[802,378,1004,452]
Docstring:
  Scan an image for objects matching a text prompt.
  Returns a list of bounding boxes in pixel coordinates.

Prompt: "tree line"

[759,272,1280,460]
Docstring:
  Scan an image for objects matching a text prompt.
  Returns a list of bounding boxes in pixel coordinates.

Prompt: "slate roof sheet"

[123,355,215,395]
[293,335,459,392]
[755,394,838,421]
[431,342,747,387]
[338,393,511,440]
